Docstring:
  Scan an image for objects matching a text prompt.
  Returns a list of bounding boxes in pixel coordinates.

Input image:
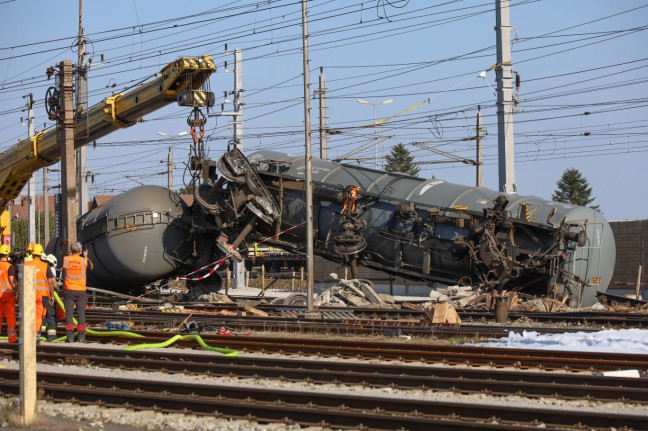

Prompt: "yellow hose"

[53,291,239,356]
[123,334,239,356]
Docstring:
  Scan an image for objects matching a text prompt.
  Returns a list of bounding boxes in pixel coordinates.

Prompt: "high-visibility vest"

[63,255,88,291]
[23,258,51,298]
[0,260,14,298]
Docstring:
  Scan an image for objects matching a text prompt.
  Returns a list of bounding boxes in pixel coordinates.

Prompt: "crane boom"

[0,55,216,212]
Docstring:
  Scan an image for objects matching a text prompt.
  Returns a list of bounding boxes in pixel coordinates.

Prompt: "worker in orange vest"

[62,241,93,343]
[0,244,18,343]
[23,244,56,341]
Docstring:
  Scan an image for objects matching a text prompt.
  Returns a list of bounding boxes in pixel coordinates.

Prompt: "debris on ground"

[423,302,462,326]
[412,284,636,314]
[157,303,185,312]
[423,284,486,308]
[198,293,234,303]
[104,321,134,330]
[131,273,648,318]
[314,274,399,309]
[596,291,648,311]
[513,297,569,313]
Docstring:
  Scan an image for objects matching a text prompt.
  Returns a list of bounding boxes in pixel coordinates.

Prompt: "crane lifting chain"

[180,87,214,164]
[187,107,207,171]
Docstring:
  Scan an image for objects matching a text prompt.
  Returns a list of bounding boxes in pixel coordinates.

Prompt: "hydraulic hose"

[52,290,239,356]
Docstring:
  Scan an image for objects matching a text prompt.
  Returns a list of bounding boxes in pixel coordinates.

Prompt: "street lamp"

[357,99,393,169]
[157,131,188,137]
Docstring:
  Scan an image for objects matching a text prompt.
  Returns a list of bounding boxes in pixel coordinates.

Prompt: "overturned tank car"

[213,149,615,307]
[75,186,194,291]
[73,149,615,307]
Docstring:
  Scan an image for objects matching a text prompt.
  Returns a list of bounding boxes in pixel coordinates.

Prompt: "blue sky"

[0,0,646,221]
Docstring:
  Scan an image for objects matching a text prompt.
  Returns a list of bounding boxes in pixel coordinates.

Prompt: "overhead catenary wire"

[0,0,645,204]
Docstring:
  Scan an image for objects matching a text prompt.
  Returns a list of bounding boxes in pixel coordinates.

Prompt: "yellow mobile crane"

[0,55,216,221]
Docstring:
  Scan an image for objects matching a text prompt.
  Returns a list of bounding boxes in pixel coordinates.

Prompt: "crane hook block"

[178,91,215,108]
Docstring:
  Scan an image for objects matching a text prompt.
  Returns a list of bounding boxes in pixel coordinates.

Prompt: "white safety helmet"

[43,254,58,267]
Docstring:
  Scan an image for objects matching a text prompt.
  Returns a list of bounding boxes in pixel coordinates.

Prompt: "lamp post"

[357,98,393,169]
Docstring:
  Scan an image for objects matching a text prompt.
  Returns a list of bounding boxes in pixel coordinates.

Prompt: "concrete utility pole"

[220,47,244,152]
[24,94,36,244]
[58,60,77,253]
[316,67,327,159]
[476,105,483,187]
[76,0,88,215]
[495,0,517,193]
[219,47,245,287]
[19,265,36,426]
[301,0,315,313]
[233,49,243,151]
[167,147,174,191]
[231,48,246,288]
[43,168,49,243]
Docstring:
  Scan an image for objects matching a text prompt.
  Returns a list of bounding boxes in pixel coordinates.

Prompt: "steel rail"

[1,369,646,430]
[80,308,615,339]
[82,302,648,328]
[110,332,648,371]
[2,344,646,403]
[7,332,648,371]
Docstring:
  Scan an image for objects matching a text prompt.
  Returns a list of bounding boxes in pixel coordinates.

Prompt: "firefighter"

[23,244,56,341]
[24,242,35,262]
[0,244,18,343]
[62,242,93,343]
[41,254,59,341]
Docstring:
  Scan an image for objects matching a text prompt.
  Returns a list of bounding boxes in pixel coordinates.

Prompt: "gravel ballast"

[1,338,647,430]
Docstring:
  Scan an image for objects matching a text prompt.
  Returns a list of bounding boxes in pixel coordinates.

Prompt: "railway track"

[89,300,648,326]
[2,331,647,430]
[5,301,647,429]
[2,343,647,403]
[7,332,648,371]
[76,305,648,340]
[0,363,646,430]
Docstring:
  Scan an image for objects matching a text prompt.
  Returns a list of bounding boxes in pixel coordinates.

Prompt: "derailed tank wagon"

[73,148,615,308]
[240,150,614,307]
[76,186,194,291]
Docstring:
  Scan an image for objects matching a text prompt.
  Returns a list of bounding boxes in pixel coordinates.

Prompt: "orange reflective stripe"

[0,261,14,297]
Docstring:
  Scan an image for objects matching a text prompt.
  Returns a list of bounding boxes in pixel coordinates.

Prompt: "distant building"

[179,194,193,207]
[609,220,646,292]
[90,195,115,210]
[11,195,56,221]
